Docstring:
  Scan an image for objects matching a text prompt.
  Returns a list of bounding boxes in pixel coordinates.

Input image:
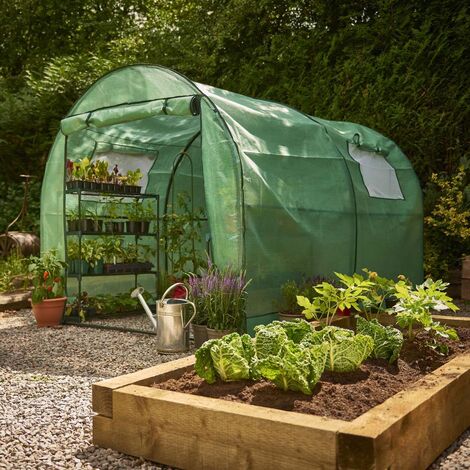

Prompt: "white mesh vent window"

[347,143,404,200]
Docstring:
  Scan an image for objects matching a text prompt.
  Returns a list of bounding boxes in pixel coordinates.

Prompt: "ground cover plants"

[0,254,30,293]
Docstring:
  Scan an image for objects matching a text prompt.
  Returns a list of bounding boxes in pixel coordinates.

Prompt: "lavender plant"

[188,262,251,331]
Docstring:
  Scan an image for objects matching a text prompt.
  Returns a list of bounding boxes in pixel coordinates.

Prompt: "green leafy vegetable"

[253,323,288,359]
[252,322,328,394]
[194,333,255,383]
[275,319,312,343]
[194,339,218,384]
[302,326,373,372]
[255,341,313,394]
[356,316,403,363]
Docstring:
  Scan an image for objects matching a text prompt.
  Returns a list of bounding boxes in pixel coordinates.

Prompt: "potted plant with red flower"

[28,250,67,327]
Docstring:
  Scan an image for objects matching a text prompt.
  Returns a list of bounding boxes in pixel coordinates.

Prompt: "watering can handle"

[160,282,188,302]
[183,300,197,329]
[160,282,196,328]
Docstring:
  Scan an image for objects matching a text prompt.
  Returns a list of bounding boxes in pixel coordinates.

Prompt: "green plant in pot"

[66,208,80,232]
[140,201,155,233]
[92,159,110,191]
[81,207,102,233]
[28,250,67,327]
[67,158,90,189]
[125,200,151,234]
[65,292,93,322]
[188,262,251,344]
[66,239,80,274]
[84,239,105,274]
[101,236,123,273]
[72,156,93,189]
[104,198,124,233]
[125,168,143,194]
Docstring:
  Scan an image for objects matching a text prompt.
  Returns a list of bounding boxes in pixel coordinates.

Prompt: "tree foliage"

[0,0,468,273]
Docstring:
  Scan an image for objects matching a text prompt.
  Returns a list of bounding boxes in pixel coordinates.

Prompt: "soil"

[153,326,470,422]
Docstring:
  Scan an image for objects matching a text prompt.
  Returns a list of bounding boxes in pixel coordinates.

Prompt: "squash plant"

[389,278,459,350]
[336,269,401,319]
[296,278,369,326]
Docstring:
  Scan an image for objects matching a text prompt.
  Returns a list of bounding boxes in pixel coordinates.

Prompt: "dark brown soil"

[152,326,470,421]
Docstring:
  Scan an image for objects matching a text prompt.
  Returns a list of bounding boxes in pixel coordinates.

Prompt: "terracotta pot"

[278,312,305,322]
[31,297,66,327]
[206,328,236,339]
[192,324,209,348]
[336,307,351,316]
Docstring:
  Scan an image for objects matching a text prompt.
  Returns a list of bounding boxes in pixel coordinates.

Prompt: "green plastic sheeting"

[61,95,199,135]
[41,64,423,331]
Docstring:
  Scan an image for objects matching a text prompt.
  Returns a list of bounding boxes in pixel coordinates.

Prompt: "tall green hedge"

[0,0,468,274]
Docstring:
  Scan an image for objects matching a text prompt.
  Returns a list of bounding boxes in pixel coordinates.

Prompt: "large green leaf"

[356,316,404,363]
[254,323,288,359]
[194,339,218,384]
[210,340,251,382]
[275,319,312,343]
[303,326,373,372]
[195,333,256,383]
[254,341,317,395]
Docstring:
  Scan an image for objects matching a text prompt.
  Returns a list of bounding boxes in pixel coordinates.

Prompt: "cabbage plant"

[253,322,327,394]
[301,326,374,372]
[195,333,255,384]
[356,316,403,363]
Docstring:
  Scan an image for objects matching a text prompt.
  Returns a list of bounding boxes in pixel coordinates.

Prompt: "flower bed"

[93,315,470,470]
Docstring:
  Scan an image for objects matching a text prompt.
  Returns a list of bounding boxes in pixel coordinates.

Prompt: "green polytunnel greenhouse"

[41,64,423,331]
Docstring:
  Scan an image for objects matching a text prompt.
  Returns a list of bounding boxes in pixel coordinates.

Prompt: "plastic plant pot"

[140,221,150,234]
[90,260,104,275]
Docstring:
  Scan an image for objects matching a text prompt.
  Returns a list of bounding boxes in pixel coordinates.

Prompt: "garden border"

[92,315,470,470]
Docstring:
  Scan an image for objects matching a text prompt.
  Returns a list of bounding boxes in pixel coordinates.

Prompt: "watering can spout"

[131,287,157,330]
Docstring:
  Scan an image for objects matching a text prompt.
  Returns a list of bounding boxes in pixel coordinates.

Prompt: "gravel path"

[0,308,469,469]
[0,309,186,469]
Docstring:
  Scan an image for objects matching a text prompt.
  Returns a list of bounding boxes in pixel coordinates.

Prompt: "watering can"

[131,283,196,353]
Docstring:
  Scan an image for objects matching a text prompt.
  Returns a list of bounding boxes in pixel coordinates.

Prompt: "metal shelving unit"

[64,188,160,324]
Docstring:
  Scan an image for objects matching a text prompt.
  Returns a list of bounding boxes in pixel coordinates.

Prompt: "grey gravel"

[0,309,187,469]
[0,308,469,469]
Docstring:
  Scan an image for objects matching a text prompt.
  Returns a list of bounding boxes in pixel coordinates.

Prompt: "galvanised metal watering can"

[131,283,196,353]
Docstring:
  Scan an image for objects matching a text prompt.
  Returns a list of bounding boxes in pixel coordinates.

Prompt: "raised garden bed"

[93,315,470,469]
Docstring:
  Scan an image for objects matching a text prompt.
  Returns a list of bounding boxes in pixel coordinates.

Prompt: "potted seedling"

[78,157,93,190]
[85,239,105,274]
[28,250,67,327]
[140,201,155,234]
[138,244,155,272]
[125,200,144,234]
[125,168,143,194]
[121,243,139,272]
[76,240,92,275]
[92,159,110,192]
[66,208,80,232]
[111,164,126,194]
[66,239,80,274]
[65,292,95,322]
[102,236,123,274]
[80,208,101,233]
[104,199,124,234]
